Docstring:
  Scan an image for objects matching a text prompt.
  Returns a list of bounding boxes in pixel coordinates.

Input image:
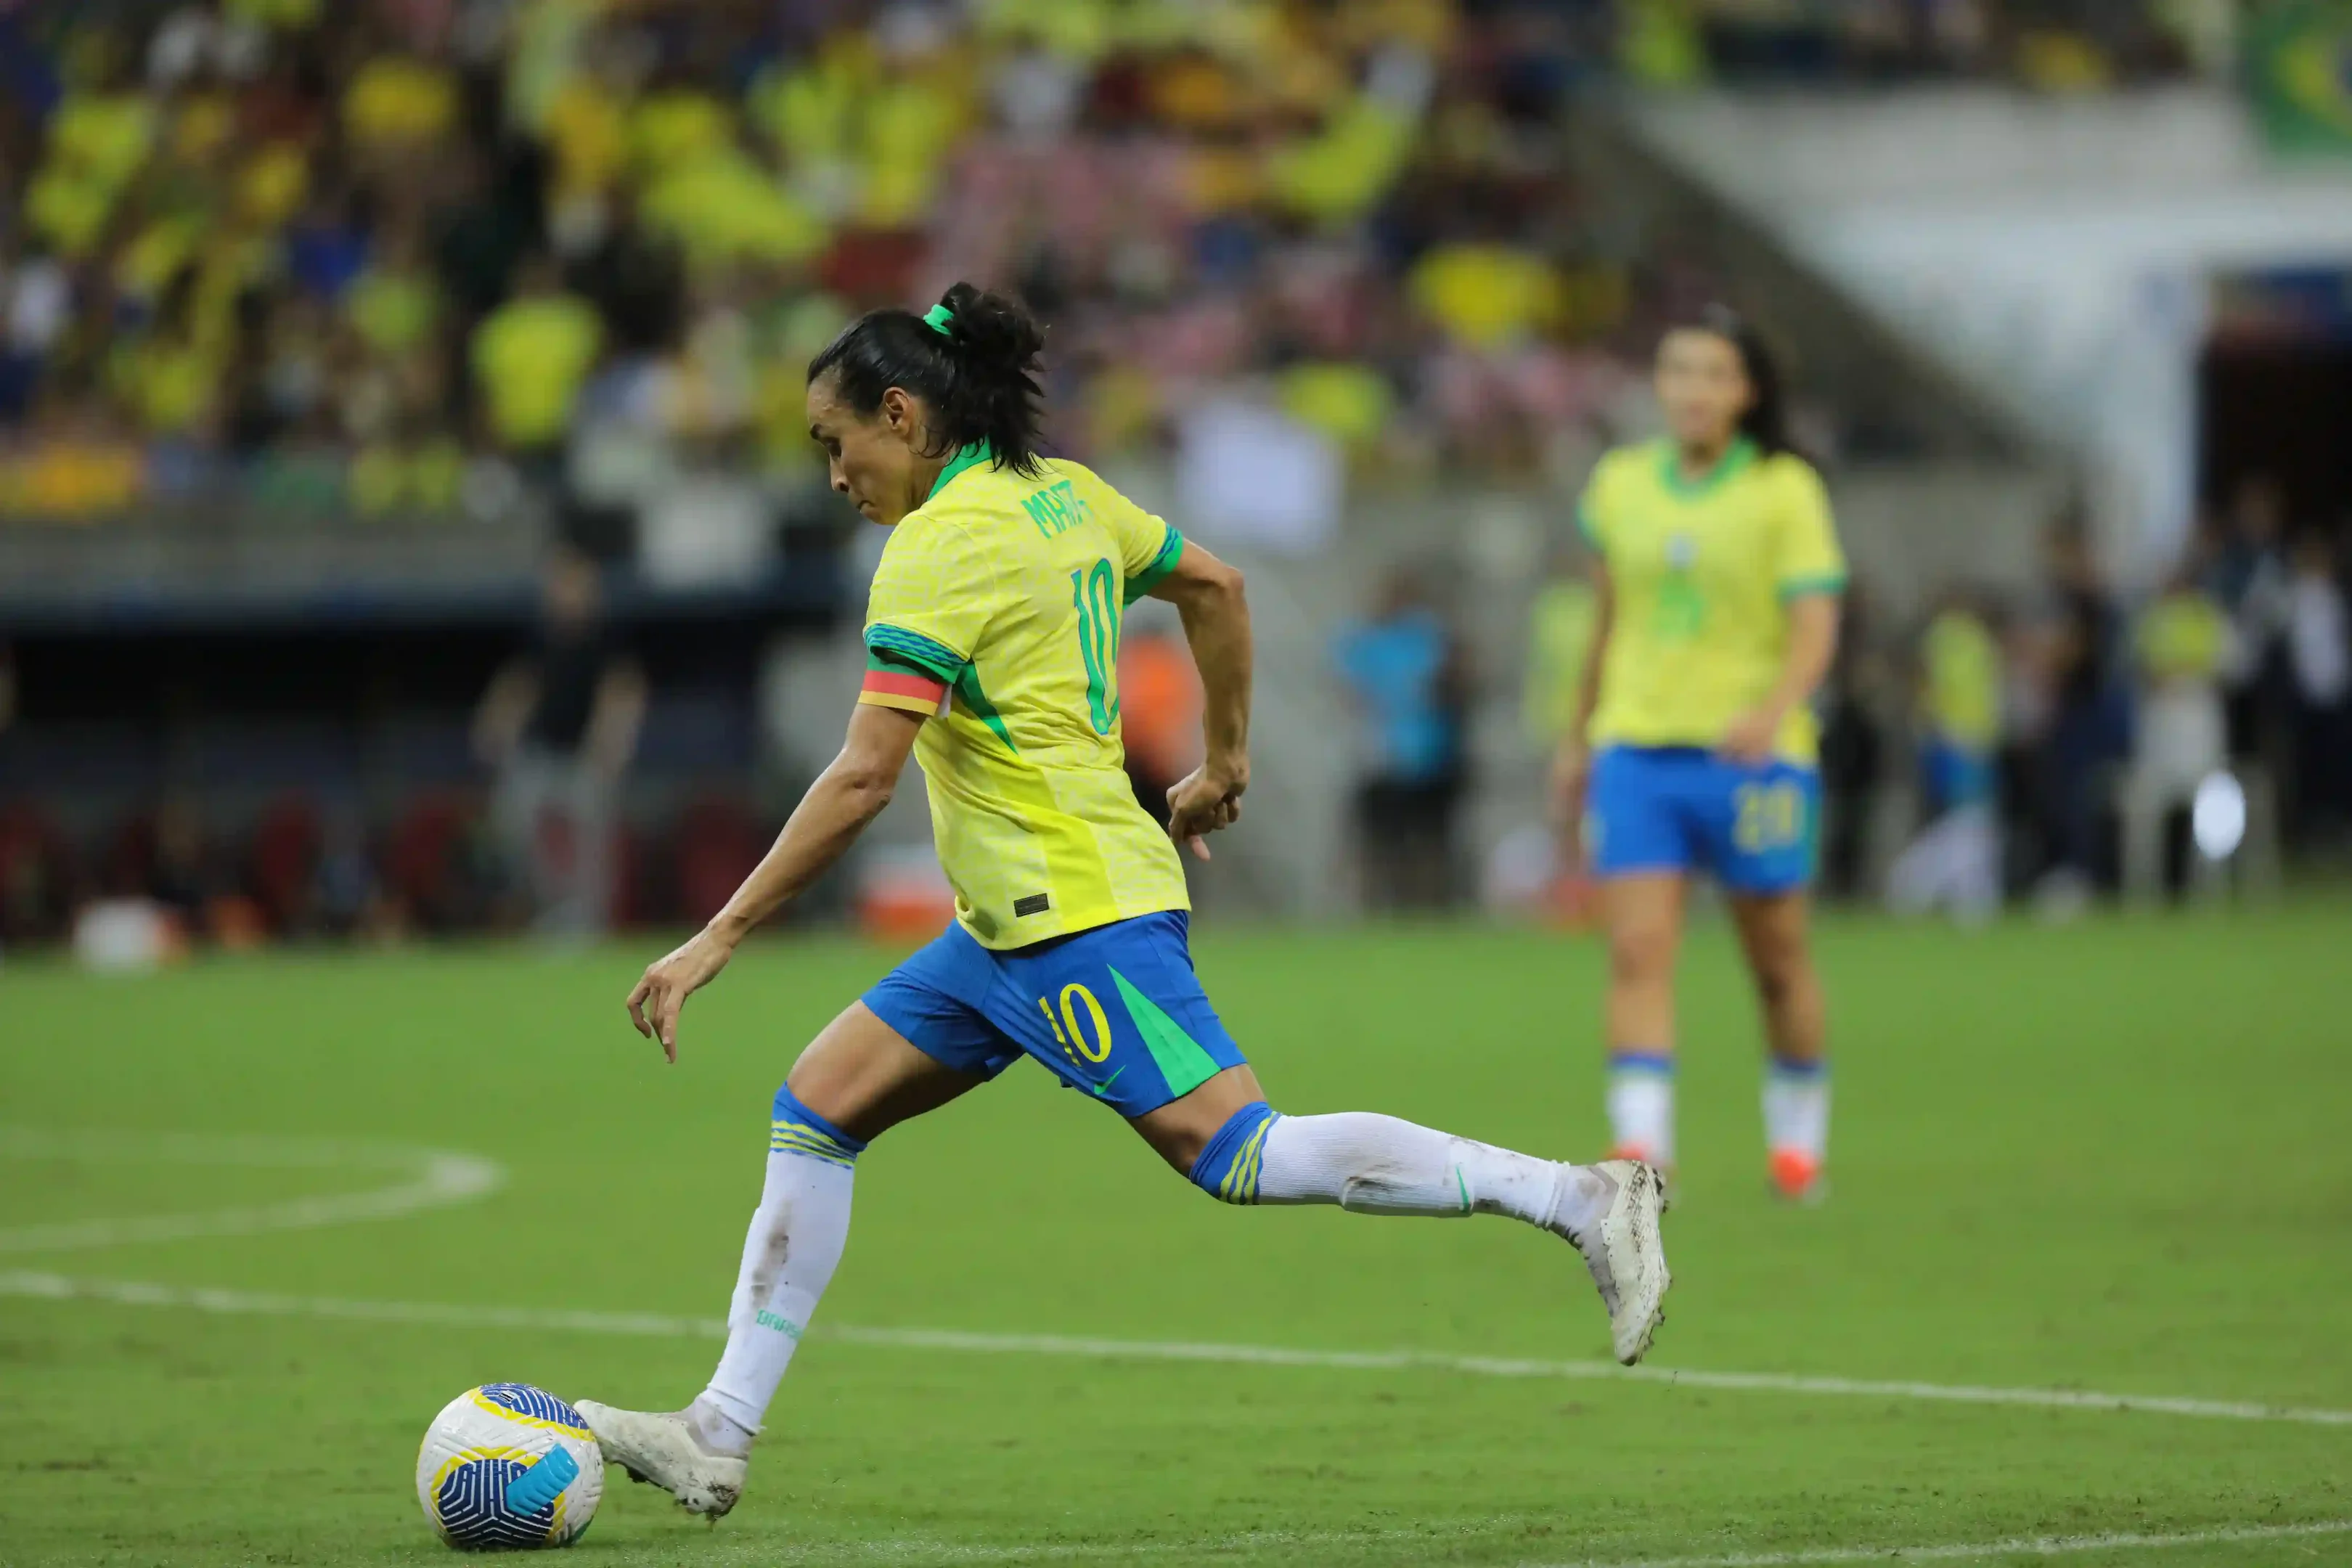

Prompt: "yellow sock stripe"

[1235,1117,1271,1205]
[769,1121,858,1165]
[1215,1114,1273,1205]
[769,1131,854,1162]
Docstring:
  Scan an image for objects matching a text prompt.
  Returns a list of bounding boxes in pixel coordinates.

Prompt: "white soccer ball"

[415,1384,603,1550]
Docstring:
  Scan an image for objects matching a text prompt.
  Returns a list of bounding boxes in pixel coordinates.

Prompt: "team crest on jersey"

[1666,532,1696,569]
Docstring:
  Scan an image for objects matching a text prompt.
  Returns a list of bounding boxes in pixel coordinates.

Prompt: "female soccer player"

[1551,307,1846,1204]
[575,284,1670,1517]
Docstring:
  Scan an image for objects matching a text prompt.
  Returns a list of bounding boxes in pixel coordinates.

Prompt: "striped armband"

[860,624,965,717]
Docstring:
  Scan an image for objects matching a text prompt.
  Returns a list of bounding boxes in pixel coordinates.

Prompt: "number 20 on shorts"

[1733,781,1803,853]
[1038,984,1113,1066]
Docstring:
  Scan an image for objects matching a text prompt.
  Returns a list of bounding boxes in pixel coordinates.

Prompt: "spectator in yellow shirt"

[2122,565,2234,899]
[470,256,604,459]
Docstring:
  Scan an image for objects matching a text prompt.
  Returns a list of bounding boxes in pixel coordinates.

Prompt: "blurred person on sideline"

[475,548,647,938]
[2120,567,2230,900]
[1814,581,1889,902]
[1551,307,1845,1203]
[2211,476,2294,765]
[2286,529,2350,841]
[2031,526,2127,918]
[1116,621,1202,830]
[1888,589,2002,921]
[1335,568,1472,911]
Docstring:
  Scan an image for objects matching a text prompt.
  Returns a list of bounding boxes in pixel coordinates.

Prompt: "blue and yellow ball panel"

[473,1383,595,1434]
[431,1449,576,1548]
[416,1382,602,1551]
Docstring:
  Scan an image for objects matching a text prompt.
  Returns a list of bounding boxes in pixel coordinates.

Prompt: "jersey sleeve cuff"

[1123,525,1184,605]
[1778,573,1847,600]
[865,624,968,683]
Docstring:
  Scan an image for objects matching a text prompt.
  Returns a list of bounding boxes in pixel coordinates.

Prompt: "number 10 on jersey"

[1071,558,1120,735]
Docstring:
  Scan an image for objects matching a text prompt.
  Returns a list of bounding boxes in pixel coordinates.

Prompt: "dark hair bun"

[808,282,1048,475]
[934,282,1046,378]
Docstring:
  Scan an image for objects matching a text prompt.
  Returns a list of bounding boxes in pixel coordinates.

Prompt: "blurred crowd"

[0,0,2226,526]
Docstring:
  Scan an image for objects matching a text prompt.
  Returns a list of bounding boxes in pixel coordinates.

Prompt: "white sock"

[1606,1052,1675,1164]
[1255,1112,1611,1238]
[1763,1058,1829,1162]
[699,1142,856,1442]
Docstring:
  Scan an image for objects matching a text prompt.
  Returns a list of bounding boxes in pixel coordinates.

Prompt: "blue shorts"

[1921,739,1995,815]
[862,911,1248,1119]
[1586,745,1820,894]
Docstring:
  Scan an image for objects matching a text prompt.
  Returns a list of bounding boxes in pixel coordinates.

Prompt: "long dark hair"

[807,282,1047,477]
[1678,304,1795,459]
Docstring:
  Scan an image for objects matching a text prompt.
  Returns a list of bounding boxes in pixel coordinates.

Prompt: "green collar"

[926,443,993,502]
[1659,436,1756,499]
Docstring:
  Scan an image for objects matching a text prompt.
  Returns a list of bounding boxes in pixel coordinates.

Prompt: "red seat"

[672,794,766,926]
[248,795,322,933]
[385,791,481,931]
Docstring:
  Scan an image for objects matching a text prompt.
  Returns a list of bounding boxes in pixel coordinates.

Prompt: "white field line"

[1549,1517,2352,1568]
[4,1270,2348,1431]
[0,1127,504,1253]
[460,1516,2352,1567]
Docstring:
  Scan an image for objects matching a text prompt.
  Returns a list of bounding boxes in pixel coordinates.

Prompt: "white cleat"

[573,1400,747,1519]
[1571,1159,1672,1365]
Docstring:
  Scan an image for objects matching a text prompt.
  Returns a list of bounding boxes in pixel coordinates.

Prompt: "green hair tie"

[921,303,955,337]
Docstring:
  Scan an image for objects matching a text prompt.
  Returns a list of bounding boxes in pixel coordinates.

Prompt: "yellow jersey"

[857,447,1191,947]
[1580,438,1845,764]
[2136,589,2229,685]
[1923,608,2001,751]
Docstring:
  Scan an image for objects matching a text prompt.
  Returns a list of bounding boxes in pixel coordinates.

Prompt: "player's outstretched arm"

[626,703,924,1059]
[1148,540,1251,860]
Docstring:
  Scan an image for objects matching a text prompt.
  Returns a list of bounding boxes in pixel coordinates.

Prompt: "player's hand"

[625,927,736,1063]
[1718,706,1782,764]
[1166,759,1248,862]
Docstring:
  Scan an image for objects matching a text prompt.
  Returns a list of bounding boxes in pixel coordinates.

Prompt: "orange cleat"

[1768,1148,1826,1205]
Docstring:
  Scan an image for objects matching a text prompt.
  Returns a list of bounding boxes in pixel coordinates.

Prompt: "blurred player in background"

[1551,307,1845,1203]
[1889,590,2004,921]
[576,285,1670,1519]
[473,548,645,938]
[2121,565,2231,899]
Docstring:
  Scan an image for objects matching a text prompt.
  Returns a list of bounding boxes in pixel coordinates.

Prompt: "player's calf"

[1184,1102,1671,1364]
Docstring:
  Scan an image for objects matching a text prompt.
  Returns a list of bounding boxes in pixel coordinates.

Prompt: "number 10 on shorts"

[1039,984,1112,1066]
[1734,781,1803,853]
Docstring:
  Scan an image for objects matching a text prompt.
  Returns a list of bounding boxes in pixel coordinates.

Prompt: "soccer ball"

[415,1384,603,1549]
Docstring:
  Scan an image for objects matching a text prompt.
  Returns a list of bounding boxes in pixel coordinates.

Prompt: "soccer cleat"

[1569,1159,1672,1365]
[1768,1148,1827,1205]
[1608,1143,1678,1204]
[572,1401,746,1519]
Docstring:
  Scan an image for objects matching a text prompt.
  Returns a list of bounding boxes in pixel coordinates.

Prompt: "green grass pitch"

[3,907,2349,1567]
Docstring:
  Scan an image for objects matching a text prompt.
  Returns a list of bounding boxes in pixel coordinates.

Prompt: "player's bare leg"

[576,1005,981,1519]
[1135,1067,1670,1365]
[1600,872,1686,1170]
[1730,889,1831,1202]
